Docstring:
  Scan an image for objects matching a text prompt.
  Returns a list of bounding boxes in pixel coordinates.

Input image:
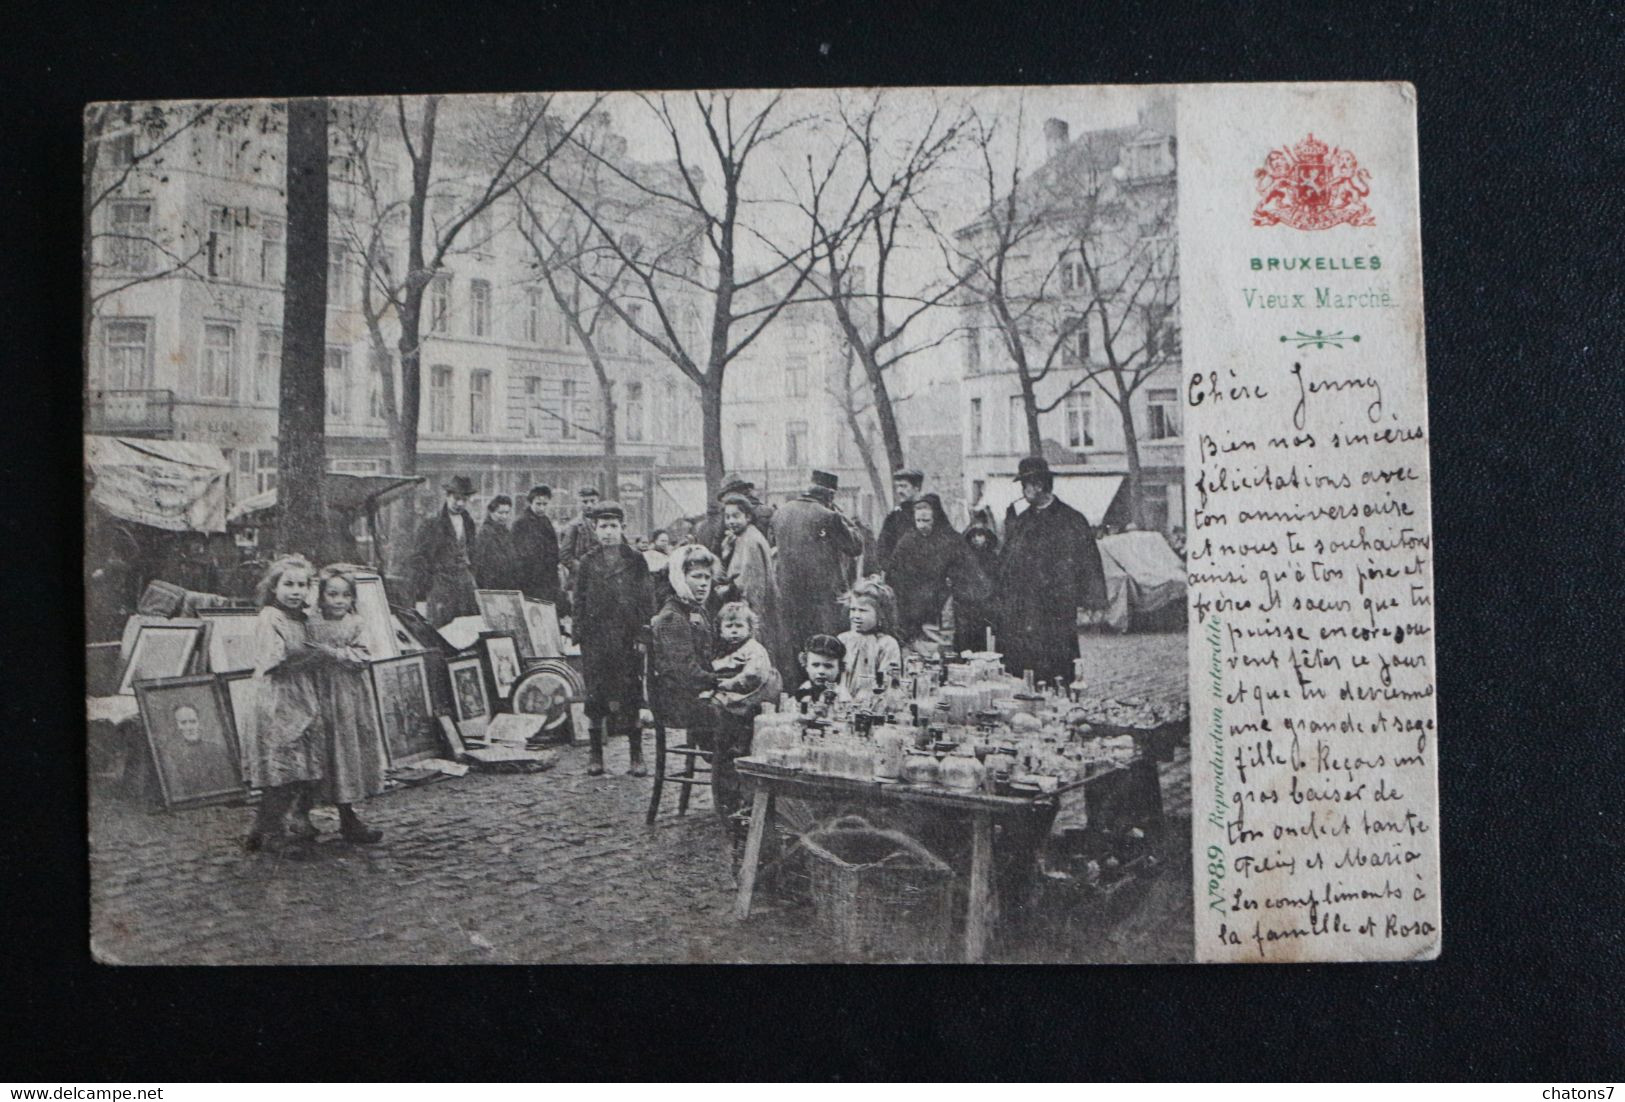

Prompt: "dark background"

[3,0,1620,1082]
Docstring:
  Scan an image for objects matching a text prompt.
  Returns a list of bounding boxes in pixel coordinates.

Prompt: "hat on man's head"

[577,485,601,499]
[810,470,839,491]
[1013,456,1053,483]
[718,476,756,499]
[588,500,625,521]
[892,467,924,486]
[444,475,476,496]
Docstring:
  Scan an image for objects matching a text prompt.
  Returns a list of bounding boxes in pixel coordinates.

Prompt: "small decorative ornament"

[1252,133,1375,230]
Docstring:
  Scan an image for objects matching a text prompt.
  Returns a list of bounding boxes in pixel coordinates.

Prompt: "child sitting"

[790,633,852,707]
[705,601,782,822]
[837,578,903,702]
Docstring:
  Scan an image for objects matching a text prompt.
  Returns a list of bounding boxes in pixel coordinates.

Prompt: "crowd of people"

[241,457,1110,856]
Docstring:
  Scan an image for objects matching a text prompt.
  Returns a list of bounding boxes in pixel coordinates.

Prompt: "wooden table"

[733,755,1148,962]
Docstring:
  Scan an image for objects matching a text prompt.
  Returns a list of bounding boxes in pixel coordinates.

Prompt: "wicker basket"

[802,815,955,962]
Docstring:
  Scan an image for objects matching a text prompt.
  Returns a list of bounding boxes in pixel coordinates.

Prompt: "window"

[327,241,350,307]
[325,346,351,419]
[624,382,644,442]
[207,207,240,281]
[1144,305,1178,359]
[786,357,809,398]
[969,397,983,453]
[597,312,619,354]
[201,324,235,398]
[1146,387,1181,440]
[470,279,492,337]
[664,380,679,440]
[368,356,390,423]
[524,376,545,438]
[1008,394,1025,451]
[964,328,982,375]
[1060,315,1089,366]
[785,420,809,466]
[1142,482,1171,532]
[626,304,644,356]
[469,370,491,435]
[255,448,278,494]
[429,365,453,433]
[1144,235,1176,278]
[106,201,153,273]
[259,217,284,284]
[1064,391,1095,449]
[734,422,757,468]
[105,127,136,168]
[681,306,701,355]
[255,328,280,404]
[524,288,544,343]
[429,274,450,333]
[1123,138,1172,179]
[559,378,579,440]
[211,127,243,177]
[101,320,151,389]
[1061,258,1086,292]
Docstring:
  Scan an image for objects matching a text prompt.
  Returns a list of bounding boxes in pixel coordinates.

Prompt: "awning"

[227,473,426,527]
[977,472,1125,527]
[84,435,230,533]
[655,475,707,523]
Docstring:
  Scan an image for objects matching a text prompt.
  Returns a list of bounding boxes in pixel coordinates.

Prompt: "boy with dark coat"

[573,501,655,775]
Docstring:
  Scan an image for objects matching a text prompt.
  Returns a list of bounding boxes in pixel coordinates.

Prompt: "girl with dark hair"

[474,494,521,591]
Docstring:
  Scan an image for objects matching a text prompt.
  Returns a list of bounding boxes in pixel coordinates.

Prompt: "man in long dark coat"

[997,456,1107,686]
[512,484,561,603]
[408,475,480,628]
[875,466,924,574]
[774,470,861,673]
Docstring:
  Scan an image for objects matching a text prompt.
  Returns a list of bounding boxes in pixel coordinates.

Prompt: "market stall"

[730,652,1187,962]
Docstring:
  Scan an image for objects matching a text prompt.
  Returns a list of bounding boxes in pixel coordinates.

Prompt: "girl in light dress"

[836,578,903,703]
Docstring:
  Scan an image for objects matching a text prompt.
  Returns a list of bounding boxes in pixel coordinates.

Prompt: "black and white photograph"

[84,84,1199,965]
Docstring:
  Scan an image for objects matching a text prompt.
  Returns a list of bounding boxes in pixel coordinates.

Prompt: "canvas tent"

[1092,530,1187,633]
[84,436,231,534]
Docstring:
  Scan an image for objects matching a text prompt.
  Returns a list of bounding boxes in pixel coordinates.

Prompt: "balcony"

[85,389,175,437]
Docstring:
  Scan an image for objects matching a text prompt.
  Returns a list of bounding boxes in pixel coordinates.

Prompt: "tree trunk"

[392,97,439,478]
[846,403,889,526]
[855,345,907,476]
[277,97,330,559]
[596,372,619,504]
[1118,390,1144,528]
[700,371,725,503]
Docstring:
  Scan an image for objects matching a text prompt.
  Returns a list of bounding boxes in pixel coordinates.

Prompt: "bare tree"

[277,98,330,559]
[535,92,821,499]
[825,334,890,513]
[329,94,599,476]
[793,91,973,476]
[955,105,1179,525]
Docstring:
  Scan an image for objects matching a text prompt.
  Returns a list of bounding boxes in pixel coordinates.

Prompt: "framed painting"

[119,622,205,695]
[219,670,257,783]
[351,572,399,661]
[133,674,246,809]
[509,657,585,742]
[476,589,534,657]
[478,631,523,704]
[522,598,564,658]
[197,607,259,674]
[446,654,492,741]
[369,653,439,767]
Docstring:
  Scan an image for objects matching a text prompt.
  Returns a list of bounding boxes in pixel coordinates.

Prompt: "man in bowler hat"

[409,475,481,627]
[773,470,861,676]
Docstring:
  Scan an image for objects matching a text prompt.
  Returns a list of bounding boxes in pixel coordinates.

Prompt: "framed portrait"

[476,589,534,657]
[119,623,205,695]
[510,657,585,742]
[351,572,399,660]
[133,675,246,809]
[522,598,564,658]
[369,653,439,767]
[478,631,523,704]
[197,608,259,673]
[446,654,491,741]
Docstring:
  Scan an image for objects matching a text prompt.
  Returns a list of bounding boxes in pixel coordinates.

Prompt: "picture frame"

[118,622,205,695]
[445,654,492,741]
[132,674,246,809]
[438,715,469,761]
[522,598,564,658]
[476,589,535,657]
[509,658,585,742]
[478,631,523,704]
[369,653,439,767]
[197,607,259,674]
[351,572,399,661]
[219,670,257,783]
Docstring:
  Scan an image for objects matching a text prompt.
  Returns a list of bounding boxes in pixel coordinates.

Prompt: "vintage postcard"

[83,81,1436,964]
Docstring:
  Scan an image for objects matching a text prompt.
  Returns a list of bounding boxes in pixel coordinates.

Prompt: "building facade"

[954,100,1185,536]
[85,102,708,550]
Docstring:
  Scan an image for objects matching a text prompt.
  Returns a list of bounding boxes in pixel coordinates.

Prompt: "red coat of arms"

[1252,133,1374,230]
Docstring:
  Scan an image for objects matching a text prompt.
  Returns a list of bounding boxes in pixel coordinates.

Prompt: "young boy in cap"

[573,501,655,775]
[790,633,851,706]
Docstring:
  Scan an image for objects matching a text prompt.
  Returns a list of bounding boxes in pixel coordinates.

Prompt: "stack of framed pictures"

[476,589,535,657]
[118,622,205,695]
[197,608,258,674]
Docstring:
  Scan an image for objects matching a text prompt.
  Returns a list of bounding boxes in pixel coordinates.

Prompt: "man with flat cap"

[996,456,1107,685]
[409,475,481,627]
[774,470,861,677]
[875,466,924,574]
[558,484,602,612]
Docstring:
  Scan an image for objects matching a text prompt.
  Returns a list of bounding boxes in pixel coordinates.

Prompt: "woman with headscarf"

[884,493,990,658]
[954,520,1002,654]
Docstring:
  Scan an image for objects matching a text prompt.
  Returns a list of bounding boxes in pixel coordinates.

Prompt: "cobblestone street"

[91,631,1190,965]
